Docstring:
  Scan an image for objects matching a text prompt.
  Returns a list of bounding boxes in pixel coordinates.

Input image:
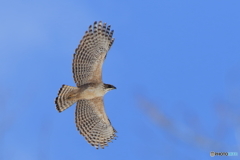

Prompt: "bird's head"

[104,83,116,93]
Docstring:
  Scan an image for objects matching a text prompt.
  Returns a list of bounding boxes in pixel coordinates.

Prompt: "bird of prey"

[55,21,117,149]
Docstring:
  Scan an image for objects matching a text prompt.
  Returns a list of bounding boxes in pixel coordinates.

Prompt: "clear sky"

[1,0,240,159]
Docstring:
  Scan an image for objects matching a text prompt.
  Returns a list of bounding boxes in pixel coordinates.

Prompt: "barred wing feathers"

[73,21,114,87]
[75,97,117,149]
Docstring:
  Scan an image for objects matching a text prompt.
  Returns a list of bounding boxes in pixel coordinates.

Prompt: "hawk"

[55,21,117,149]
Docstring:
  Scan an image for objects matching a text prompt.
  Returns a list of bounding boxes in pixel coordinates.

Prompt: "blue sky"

[1,0,240,159]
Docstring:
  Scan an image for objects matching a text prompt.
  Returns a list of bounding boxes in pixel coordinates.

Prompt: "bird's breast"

[79,86,105,99]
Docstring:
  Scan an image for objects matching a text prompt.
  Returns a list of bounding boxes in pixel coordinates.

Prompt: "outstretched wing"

[75,97,117,149]
[73,21,114,87]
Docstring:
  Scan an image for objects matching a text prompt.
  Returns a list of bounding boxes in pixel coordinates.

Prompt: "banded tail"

[55,85,79,112]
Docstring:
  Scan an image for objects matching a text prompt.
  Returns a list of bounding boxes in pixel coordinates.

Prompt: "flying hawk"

[55,21,117,149]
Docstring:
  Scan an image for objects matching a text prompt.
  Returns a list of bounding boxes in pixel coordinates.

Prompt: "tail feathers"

[55,85,79,112]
